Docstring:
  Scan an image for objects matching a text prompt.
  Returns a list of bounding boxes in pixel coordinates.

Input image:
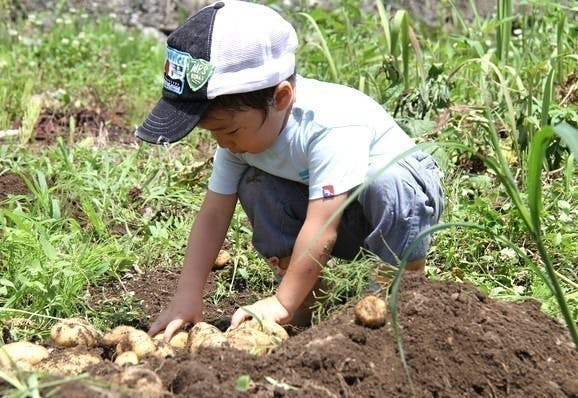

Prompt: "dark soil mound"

[44,273,578,397]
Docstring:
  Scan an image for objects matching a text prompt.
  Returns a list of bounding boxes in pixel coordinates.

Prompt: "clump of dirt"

[4,273,576,397]
[0,171,29,201]
[33,108,136,146]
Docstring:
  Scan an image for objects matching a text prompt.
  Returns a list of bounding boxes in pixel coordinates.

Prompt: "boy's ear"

[273,81,294,111]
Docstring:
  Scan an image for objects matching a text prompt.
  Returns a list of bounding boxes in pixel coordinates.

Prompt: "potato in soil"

[0,341,49,370]
[115,351,139,366]
[103,325,138,347]
[213,249,231,269]
[114,367,164,397]
[38,347,101,376]
[236,319,289,342]
[225,327,277,355]
[116,329,157,359]
[50,317,102,348]
[153,329,189,349]
[187,322,229,352]
[354,295,387,328]
[153,340,175,358]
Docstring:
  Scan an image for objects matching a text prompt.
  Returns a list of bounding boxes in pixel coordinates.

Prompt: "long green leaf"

[525,124,578,349]
[375,0,391,54]
[541,66,555,128]
[391,10,410,89]
[527,126,554,230]
[298,12,338,82]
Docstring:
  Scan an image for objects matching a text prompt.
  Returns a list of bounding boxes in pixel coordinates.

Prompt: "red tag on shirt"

[322,185,335,198]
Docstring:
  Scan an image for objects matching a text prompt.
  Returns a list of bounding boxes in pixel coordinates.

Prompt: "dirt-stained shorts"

[237,151,444,265]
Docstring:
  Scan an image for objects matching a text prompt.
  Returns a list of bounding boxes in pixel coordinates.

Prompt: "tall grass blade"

[555,11,566,82]
[298,12,338,82]
[565,154,575,191]
[375,0,391,54]
[541,65,555,128]
[391,10,410,89]
[19,95,42,145]
[496,0,512,63]
[526,125,578,349]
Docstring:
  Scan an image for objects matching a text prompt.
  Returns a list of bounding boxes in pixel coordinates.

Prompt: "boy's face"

[199,105,288,154]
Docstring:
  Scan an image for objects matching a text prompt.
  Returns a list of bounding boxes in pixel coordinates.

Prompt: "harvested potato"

[50,318,101,348]
[116,367,164,397]
[116,330,157,359]
[103,325,138,347]
[115,351,139,366]
[236,319,289,342]
[213,249,231,269]
[187,322,224,352]
[38,349,101,375]
[192,332,229,352]
[153,329,189,349]
[152,340,175,359]
[225,327,276,356]
[354,295,387,328]
[0,341,49,370]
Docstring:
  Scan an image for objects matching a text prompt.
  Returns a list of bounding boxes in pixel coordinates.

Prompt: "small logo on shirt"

[322,185,335,198]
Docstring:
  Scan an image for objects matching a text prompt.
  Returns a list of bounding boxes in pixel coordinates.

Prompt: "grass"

[0,0,577,352]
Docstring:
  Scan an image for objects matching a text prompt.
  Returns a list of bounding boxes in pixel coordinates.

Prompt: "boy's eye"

[226,129,239,136]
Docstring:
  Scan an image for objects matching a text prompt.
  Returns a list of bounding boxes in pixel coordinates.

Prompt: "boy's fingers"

[230,307,250,329]
[163,319,185,342]
[147,319,165,337]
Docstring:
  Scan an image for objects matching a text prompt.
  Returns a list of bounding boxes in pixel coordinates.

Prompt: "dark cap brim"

[135,98,211,145]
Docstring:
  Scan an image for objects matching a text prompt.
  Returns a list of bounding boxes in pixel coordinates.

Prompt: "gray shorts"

[237,151,444,265]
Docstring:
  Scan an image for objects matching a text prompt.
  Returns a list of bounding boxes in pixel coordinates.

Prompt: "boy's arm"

[230,192,348,327]
[148,190,237,340]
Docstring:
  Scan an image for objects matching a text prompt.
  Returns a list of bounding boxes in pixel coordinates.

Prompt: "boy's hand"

[147,291,202,341]
[229,295,291,328]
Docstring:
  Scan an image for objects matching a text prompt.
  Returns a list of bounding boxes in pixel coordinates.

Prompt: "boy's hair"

[208,72,296,113]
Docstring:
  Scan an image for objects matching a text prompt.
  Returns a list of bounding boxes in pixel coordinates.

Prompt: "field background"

[1,0,577,361]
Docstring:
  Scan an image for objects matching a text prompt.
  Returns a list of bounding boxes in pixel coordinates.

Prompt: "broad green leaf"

[235,375,251,392]
[0,279,15,290]
[39,236,58,260]
[554,121,578,159]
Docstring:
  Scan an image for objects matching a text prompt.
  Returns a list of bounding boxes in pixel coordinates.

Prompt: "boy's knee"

[359,154,443,265]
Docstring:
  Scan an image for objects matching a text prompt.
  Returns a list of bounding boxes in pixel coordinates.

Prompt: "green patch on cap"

[186,58,215,92]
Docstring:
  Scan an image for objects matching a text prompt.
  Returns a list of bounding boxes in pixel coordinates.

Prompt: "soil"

[2,78,578,396]
[0,171,29,202]
[9,272,577,397]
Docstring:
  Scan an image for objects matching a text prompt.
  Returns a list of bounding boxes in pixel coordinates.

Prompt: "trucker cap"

[136,0,298,144]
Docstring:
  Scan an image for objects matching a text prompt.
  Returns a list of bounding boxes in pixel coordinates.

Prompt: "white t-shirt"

[208,76,415,200]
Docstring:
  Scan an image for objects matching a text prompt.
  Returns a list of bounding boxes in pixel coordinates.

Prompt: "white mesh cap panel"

[206,0,298,99]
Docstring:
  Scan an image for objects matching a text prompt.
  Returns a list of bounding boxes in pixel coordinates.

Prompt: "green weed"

[0,0,577,351]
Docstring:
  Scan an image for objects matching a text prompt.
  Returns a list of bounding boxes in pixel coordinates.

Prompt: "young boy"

[139,0,443,340]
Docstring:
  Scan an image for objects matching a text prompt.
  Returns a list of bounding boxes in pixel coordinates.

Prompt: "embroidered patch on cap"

[322,185,335,198]
[164,47,215,94]
[186,58,214,92]
[164,47,190,95]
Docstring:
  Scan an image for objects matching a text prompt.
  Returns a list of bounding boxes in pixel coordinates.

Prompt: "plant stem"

[534,235,578,349]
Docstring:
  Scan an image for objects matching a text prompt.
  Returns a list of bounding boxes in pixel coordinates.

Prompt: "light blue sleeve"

[208,148,249,194]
